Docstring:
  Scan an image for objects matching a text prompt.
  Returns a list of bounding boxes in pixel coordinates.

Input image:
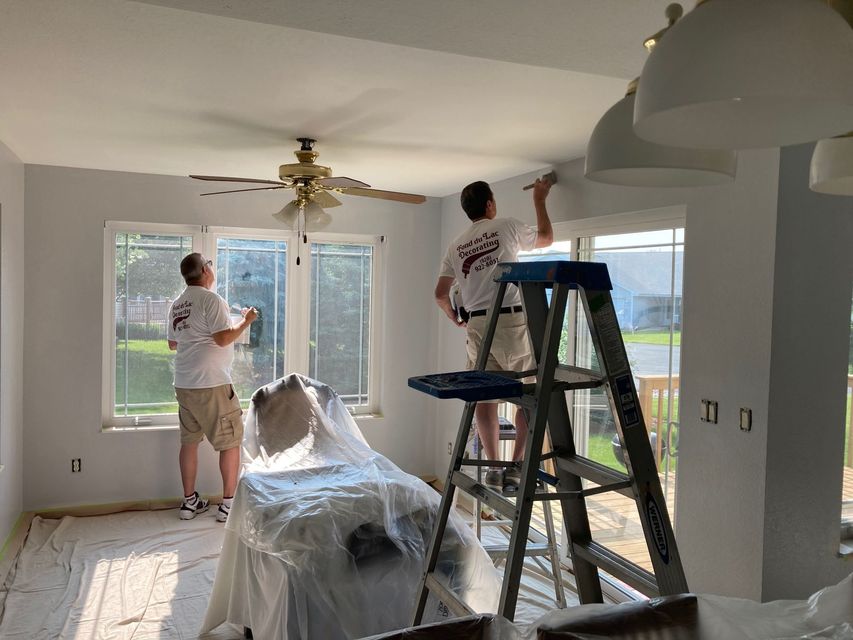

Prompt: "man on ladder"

[433,178,553,494]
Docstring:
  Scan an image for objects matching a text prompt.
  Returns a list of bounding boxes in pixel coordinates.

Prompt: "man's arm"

[212,307,258,346]
[532,178,553,248]
[434,276,464,327]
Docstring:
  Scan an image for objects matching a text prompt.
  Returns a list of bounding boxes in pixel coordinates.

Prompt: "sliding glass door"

[573,228,684,573]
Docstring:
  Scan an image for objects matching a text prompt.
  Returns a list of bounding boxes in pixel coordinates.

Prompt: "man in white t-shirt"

[435,179,553,494]
[167,253,257,523]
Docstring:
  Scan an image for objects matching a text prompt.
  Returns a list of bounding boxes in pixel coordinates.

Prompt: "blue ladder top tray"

[408,371,523,402]
[495,260,612,290]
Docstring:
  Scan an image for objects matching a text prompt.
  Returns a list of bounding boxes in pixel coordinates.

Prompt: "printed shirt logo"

[457,229,501,279]
[171,300,192,332]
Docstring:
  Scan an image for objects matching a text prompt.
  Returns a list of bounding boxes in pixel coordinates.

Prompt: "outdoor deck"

[533,465,853,573]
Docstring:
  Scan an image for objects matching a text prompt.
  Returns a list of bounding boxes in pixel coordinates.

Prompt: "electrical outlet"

[71,458,82,473]
[447,441,452,455]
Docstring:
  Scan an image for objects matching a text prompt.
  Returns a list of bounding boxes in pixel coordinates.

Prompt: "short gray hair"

[180,253,205,284]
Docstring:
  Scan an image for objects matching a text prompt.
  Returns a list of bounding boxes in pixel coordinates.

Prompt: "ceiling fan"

[190,137,426,234]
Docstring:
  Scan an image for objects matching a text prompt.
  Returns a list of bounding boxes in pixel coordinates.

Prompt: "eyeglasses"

[202,259,213,269]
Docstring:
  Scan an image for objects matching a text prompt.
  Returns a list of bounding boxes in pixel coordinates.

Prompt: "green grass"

[115,339,176,416]
[621,330,681,346]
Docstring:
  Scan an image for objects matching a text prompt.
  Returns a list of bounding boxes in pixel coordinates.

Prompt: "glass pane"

[513,241,572,535]
[574,229,683,573]
[517,241,573,365]
[309,243,373,407]
[114,233,192,417]
[216,237,287,404]
[843,290,853,530]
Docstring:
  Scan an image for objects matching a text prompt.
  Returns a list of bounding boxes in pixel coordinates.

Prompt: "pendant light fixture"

[585,3,737,187]
[810,133,853,195]
[634,0,853,150]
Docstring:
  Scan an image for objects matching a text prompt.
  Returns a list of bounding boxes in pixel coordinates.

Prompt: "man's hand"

[533,177,552,203]
[444,307,466,328]
[241,307,258,323]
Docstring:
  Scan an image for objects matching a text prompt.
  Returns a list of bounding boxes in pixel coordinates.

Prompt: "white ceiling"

[0,0,674,196]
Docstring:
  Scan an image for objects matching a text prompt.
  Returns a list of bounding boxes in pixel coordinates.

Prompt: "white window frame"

[102,221,203,429]
[103,223,384,428]
[298,232,384,416]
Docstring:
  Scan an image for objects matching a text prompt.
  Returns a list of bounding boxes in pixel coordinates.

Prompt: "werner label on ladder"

[411,258,688,623]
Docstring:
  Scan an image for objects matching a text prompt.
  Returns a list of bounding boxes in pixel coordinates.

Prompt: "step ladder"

[408,260,687,623]
[471,419,566,608]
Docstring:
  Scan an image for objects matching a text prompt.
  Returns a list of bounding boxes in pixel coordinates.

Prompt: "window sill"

[353,412,384,422]
[102,424,179,433]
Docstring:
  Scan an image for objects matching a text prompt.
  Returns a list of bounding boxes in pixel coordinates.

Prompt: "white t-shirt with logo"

[439,217,538,312]
[167,286,234,389]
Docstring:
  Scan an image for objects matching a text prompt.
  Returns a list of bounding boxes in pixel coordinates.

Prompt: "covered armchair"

[201,374,499,639]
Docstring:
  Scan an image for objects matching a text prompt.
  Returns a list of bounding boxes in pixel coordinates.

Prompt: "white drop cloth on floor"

[0,509,242,640]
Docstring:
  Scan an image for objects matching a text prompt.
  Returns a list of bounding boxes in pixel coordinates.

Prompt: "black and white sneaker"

[216,501,231,523]
[179,491,210,520]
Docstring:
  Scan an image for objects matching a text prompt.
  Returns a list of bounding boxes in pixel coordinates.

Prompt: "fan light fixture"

[634,0,853,150]
[272,199,332,231]
[585,4,737,187]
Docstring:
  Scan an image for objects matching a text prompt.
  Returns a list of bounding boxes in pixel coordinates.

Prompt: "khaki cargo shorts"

[465,312,537,402]
[175,384,243,451]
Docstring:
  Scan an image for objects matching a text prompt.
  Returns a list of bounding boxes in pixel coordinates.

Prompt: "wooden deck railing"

[636,374,853,469]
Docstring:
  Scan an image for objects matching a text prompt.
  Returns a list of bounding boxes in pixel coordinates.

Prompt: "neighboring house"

[594,252,683,332]
[523,250,683,332]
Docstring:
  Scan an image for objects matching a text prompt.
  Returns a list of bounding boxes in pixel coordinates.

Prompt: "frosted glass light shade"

[305,203,332,230]
[634,0,853,150]
[810,135,853,195]
[272,201,301,228]
[586,93,737,187]
[272,200,332,230]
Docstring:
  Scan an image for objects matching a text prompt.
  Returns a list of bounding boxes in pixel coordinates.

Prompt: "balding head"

[180,253,207,285]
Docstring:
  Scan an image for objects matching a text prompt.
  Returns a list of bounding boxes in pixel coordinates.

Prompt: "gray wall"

[23,164,441,510]
[0,140,25,547]
[434,148,853,600]
[762,143,853,599]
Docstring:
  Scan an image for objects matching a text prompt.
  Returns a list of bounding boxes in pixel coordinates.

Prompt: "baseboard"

[0,512,35,589]
[31,494,225,519]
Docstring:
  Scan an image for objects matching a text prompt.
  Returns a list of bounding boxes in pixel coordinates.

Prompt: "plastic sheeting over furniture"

[201,374,500,639]
[364,573,853,640]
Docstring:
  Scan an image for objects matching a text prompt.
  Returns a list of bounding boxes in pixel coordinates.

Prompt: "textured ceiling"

[0,0,674,196]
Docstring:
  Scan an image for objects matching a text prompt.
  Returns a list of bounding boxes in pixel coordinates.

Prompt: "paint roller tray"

[408,371,523,402]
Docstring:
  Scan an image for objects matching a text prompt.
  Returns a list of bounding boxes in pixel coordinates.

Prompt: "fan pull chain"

[296,205,305,266]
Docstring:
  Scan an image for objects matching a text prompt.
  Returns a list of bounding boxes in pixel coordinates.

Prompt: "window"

[215,236,287,406]
[103,224,382,428]
[309,243,373,407]
[104,223,199,426]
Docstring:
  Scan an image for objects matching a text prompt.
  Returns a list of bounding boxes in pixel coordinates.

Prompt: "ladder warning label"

[591,295,629,376]
[614,374,640,429]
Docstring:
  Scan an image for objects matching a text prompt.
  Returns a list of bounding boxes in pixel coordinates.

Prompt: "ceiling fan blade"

[318,176,371,189]
[190,174,292,186]
[312,190,342,208]
[340,187,426,204]
[201,186,290,196]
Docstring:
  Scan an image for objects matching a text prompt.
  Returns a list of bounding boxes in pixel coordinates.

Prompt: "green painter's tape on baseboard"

[0,511,29,564]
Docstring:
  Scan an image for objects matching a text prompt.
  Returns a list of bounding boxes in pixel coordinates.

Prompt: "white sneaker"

[179,492,210,520]
[216,502,230,523]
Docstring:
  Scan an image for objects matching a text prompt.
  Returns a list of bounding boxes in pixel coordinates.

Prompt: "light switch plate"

[699,399,708,422]
[740,408,752,432]
[707,400,718,424]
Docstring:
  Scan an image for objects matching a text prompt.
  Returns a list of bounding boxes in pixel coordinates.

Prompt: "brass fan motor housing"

[278,161,332,181]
